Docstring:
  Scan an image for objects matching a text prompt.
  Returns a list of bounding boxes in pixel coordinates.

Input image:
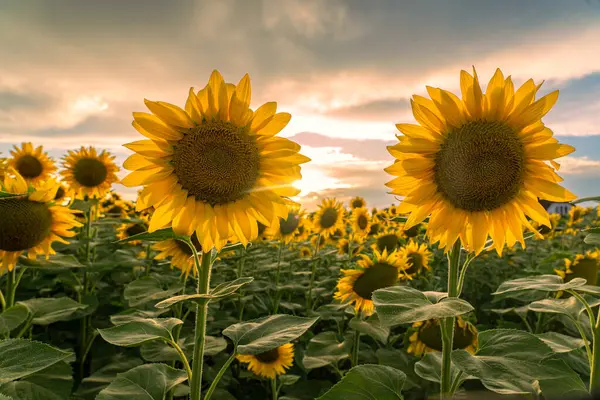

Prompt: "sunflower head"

[407,316,478,356]
[0,169,82,273]
[121,71,310,251]
[397,240,432,277]
[266,205,305,244]
[310,233,328,250]
[349,196,366,210]
[368,222,382,237]
[334,249,407,316]
[8,143,57,185]
[373,230,402,254]
[388,205,399,217]
[62,146,119,199]
[313,198,345,238]
[385,67,576,256]
[298,246,312,258]
[402,223,422,238]
[117,220,148,245]
[237,343,294,379]
[337,235,363,256]
[352,207,371,237]
[568,206,587,227]
[153,234,204,277]
[557,250,600,286]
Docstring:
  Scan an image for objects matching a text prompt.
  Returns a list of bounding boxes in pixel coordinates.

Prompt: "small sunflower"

[62,146,119,199]
[568,206,587,227]
[0,169,82,272]
[237,343,294,379]
[402,223,422,239]
[121,71,310,251]
[334,249,407,316]
[397,240,432,277]
[0,156,7,181]
[153,235,205,277]
[102,199,131,218]
[8,142,57,185]
[407,316,478,356]
[310,233,328,250]
[298,246,312,259]
[117,220,148,245]
[265,205,306,244]
[532,213,561,239]
[368,222,382,237]
[385,67,576,255]
[372,230,402,254]
[387,205,399,218]
[349,196,367,210]
[352,207,371,237]
[313,198,345,239]
[337,235,363,256]
[555,249,599,286]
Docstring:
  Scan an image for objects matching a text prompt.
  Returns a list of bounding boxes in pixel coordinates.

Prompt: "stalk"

[440,241,461,398]
[5,268,15,308]
[204,353,236,400]
[273,241,284,313]
[306,233,322,311]
[351,330,361,367]
[271,377,278,400]
[189,248,214,400]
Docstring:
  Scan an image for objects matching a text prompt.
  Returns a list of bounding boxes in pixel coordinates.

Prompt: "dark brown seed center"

[255,348,280,363]
[376,234,400,253]
[357,214,368,230]
[175,235,203,255]
[353,262,398,300]
[173,121,260,205]
[279,212,300,235]
[0,197,53,251]
[16,155,43,179]
[434,121,524,212]
[74,158,108,187]
[405,252,424,275]
[319,207,338,229]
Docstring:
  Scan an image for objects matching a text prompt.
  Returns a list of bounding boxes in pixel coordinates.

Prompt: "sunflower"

[237,343,294,379]
[62,146,119,199]
[0,154,8,181]
[313,198,345,239]
[555,249,599,286]
[334,249,407,316]
[397,240,432,277]
[532,213,561,239]
[298,246,312,259]
[117,220,148,245]
[337,235,363,257]
[372,230,402,254]
[8,142,57,185]
[368,222,382,237]
[0,169,82,272]
[568,206,586,227]
[385,67,576,256]
[351,207,371,237]
[407,316,478,356]
[310,233,328,250]
[349,196,366,210]
[402,223,422,239]
[120,72,309,251]
[387,205,399,218]
[265,205,306,244]
[102,199,131,218]
[153,235,205,277]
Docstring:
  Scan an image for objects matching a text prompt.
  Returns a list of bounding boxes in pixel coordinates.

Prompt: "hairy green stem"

[5,268,16,308]
[169,339,193,383]
[440,241,461,398]
[237,249,247,321]
[351,330,360,367]
[273,241,284,314]
[204,353,236,400]
[0,288,5,312]
[306,233,321,311]
[271,377,278,400]
[189,247,214,400]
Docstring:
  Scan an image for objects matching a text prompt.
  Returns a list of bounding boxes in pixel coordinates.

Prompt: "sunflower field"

[0,69,599,400]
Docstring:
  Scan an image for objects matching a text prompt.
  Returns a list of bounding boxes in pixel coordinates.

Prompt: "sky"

[1,0,599,210]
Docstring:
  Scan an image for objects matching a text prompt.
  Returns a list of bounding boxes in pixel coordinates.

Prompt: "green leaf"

[376,348,420,390]
[279,375,301,386]
[110,309,168,325]
[585,233,600,245]
[316,364,405,400]
[414,352,469,385]
[0,305,29,335]
[0,382,62,400]
[528,297,585,320]
[348,314,389,344]
[115,228,184,244]
[0,339,72,384]
[372,286,474,326]
[18,297,87,325]
[74,357,143,398]
[493,275,587,296]
[537,332,586,353]
[96,364,187,400]
[155,277,254,308]
[0,192,24,199]
[538,371,589,400]
[223,315,318,355]
[451,329,579,395]
[124,277,184,308]
[0,394,12,400]
[17,362,73,399]
[98,318,183,347]
[17,254,84,269]
[302,331,351,370]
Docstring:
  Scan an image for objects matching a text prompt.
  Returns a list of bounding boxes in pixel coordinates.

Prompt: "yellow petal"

[144,99,194,129]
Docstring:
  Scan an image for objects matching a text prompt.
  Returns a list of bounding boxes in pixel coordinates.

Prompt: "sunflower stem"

[440,241,461,398]
[204,352,236,400]
[351,326,361,367]
[6,267,16,308]
[271,377,278,400]
[190,247,215,400]
[0,289,5,312]
[307,233,322,311]
[273,241,284,314]
[237,248,247,321]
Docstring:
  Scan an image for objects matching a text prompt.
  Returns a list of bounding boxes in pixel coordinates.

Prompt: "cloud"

[557,156,600,175]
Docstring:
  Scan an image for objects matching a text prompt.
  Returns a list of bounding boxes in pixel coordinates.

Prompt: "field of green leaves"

[1,192,599,400]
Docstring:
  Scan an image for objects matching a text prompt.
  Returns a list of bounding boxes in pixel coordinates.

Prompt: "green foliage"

[317,364,406,399]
